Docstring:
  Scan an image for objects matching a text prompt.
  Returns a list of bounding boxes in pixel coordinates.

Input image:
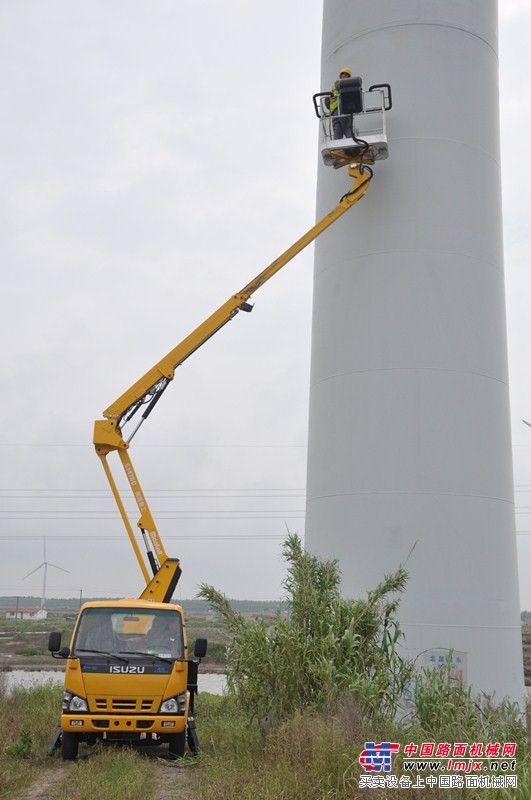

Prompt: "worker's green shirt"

[329,79,340,113]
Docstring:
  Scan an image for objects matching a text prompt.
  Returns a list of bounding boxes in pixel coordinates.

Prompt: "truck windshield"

[73,608,184,660]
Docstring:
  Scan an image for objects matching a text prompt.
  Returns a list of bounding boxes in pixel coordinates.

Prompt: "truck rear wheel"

[61,731,79,761]
[168,730,185,758]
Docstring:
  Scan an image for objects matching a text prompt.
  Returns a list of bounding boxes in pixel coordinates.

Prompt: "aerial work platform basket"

[313,79,392,167]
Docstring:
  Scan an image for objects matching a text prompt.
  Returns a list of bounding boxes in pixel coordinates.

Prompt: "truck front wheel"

[61,731,79,761]
[168,730,186,758]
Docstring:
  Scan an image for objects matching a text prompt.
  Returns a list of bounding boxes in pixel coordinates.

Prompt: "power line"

[0,489,306,495]
[0,508,304,513]
[0,534,290,541]
[4,486,531,494]
[0,492,306,499]
[0,443,307,449]
[0,505,528,516]
[1,533,528,541]
[0,514,303,521]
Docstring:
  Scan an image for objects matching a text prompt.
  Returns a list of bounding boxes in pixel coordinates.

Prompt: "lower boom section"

[140,558,182,603]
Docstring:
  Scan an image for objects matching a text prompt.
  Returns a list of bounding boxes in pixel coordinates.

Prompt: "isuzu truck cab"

[49,600,206,760]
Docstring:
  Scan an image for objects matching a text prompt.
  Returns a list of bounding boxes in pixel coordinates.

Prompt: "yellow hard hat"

[339,67,352,77]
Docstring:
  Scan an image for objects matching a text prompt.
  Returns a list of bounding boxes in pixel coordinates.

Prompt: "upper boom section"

[101,164,374,432]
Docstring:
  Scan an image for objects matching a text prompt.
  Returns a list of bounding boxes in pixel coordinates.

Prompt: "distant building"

[5,607,48,621]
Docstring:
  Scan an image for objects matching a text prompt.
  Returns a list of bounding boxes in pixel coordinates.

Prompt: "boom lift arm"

[93,161,374,603]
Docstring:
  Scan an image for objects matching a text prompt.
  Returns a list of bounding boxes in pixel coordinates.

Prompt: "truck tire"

[61,731,79,761]
[168,730,186,758]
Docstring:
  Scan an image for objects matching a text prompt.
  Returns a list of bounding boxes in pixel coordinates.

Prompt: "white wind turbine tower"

[306,0,524,706]
[23,537,69,609]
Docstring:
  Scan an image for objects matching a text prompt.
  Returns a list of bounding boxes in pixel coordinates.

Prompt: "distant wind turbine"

[22,537,69,609]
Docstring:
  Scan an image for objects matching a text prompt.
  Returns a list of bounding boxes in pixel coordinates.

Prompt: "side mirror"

[48,631,62,652]
[193,638,207,659]
[48,631,70,659]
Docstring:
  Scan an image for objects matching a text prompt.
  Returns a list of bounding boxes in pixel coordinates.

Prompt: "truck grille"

[93,698,156,712]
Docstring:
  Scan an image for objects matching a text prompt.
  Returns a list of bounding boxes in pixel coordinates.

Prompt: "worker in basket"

[330,67,353,139]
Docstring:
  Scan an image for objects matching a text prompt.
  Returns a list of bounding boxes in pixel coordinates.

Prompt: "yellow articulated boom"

[48,77,391,761]
[92,163,374,604]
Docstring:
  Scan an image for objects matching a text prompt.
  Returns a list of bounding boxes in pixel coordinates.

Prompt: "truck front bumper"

[62,714,186,735]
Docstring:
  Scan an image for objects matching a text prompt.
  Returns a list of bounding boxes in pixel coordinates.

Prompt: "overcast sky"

[1,1,531,609]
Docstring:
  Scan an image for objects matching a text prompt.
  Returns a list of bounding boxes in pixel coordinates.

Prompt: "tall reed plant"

[198,534,413,724]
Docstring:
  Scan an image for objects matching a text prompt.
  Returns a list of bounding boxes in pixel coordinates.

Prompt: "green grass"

[0,612,75,635]
[0,680,167,800]
[0,677,63,800]
[196,695,360,800]
[48,748,155,800]
[195,692,531,800]
[14,646,48,656]
[0,680,529,800]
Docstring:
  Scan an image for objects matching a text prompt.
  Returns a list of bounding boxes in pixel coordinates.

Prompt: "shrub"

[4,729,32,759]
[198,534,412,724]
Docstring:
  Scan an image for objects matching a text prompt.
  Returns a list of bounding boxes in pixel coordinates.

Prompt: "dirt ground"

[145,763,196,800]
[21,756,196,800]
[24,765,67,800]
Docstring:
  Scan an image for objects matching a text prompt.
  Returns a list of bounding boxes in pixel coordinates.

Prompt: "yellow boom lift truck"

[48,78,391,761]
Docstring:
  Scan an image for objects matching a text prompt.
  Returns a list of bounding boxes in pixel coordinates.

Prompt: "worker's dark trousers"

[332,111,353,139]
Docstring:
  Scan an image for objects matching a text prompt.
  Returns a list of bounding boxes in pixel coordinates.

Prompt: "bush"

[4,729,32,759]
[198,534,412,724]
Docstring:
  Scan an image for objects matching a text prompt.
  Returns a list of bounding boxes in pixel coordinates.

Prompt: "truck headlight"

[159,691,186,715]
[62,690,88,713]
